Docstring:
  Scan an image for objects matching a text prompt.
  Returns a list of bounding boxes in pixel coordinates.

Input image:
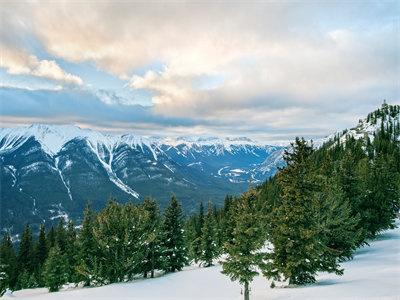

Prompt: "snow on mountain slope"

[313,102,400,149]
[0,124,154,157]
[2,124,283,238]
[4,221,399,300]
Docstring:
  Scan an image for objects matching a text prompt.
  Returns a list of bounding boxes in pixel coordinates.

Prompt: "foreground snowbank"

[3,223,400,300]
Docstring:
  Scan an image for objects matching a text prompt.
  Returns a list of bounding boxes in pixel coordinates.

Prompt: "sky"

[0,0,399,144]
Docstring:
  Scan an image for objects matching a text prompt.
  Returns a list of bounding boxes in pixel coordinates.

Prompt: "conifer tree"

[0,234,18,290]
[316,153,362,262]
[265,138,352,285]
[46,224,56,251]
[43,245,67,292]
[221,186,266,300]
[35,223,47,266]
[192,202,204,262]
[17,223,35,288]
[362,153,400,236]
[200,201,218,267]
[92,199,146,283]
[162,194,188,272]
[55,218,67,254]
[35,223,47,286]
[76,202,97,286]
[65,220,78,282]
[141,196,164,278]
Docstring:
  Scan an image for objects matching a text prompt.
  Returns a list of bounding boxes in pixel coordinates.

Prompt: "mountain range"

[0,125,284,238]
[2,103,398,239]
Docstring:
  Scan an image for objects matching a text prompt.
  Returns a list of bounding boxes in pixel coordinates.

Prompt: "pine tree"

[362,153,400,237]
[141,196,164,278]
[35,223,47,266]
[65,220,78,282]
[162,194,188,272]
[76,202,97,286]
[0,234,18,291]
[265,138,355,285]
[17,223,34,287]
[43,245,67,292]
[200,201,218,267]
[192,202,204,262]
[55,218,67,254]
[91,198,146,283]
[35,223,47,286]
[46,224,56,251]
[221,187,266,300]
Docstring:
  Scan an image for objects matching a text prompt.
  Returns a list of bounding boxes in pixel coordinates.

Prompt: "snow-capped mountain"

[0,125,283,237]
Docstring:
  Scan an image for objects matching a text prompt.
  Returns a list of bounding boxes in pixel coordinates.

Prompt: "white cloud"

[0,47,83,86]
[0,1,398,141]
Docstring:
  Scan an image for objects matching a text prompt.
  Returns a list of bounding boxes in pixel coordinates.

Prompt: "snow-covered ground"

[3,223,400,300]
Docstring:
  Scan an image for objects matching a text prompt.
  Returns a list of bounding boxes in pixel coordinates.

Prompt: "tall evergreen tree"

[65,220,78,282]
[76,202,97,286]
[43,245,67,292]
[0,234,18,290]
[191,202,204,262]
[35,223,47,266]
[55,218,67,254]
[35,222,47,286]
[362,153,400,237]
[162,194,188,272]
[141,196,164,278]
[265,138,347,285]
[17,223,34,279]
[221,186,266,300]
[200,201,218,267]
[46,224,56,251]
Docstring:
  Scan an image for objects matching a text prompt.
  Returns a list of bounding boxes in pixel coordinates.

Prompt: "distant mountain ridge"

[1,103,398,239]
[0,125,283,238]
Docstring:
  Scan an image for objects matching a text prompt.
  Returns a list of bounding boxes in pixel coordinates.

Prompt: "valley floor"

[3,222,400,300]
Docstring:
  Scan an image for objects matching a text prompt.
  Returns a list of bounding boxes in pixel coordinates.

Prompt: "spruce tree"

[200,201,218,267]
[17,223,35,288]
[35,223,47,266]
[46,224,56,251]
[141,196,164,278]
[76,202,97,286]
[362,153,400,236]
[192,202,204,262]
[55,218,67,254]
[0,234,18,290]
[35,223,47,286]
[264,138,353,285]
[65,220,78,282]
[221,186,266,300]
[162,194,188,272]
[43,245,67,292]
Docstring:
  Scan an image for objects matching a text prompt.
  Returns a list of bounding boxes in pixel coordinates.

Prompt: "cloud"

[0,47,83,86]
[0,1,399,142]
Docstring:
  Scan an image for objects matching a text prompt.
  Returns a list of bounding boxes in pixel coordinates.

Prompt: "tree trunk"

[151,269,154,278]
[144,271,147,278]
[244,281,249,300]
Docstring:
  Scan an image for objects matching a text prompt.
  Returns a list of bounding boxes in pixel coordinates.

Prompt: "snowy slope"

[4,221,399,300]
[313,103,400,149]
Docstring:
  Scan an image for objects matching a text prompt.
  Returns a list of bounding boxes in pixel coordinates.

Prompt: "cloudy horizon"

[1,1,399,144]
